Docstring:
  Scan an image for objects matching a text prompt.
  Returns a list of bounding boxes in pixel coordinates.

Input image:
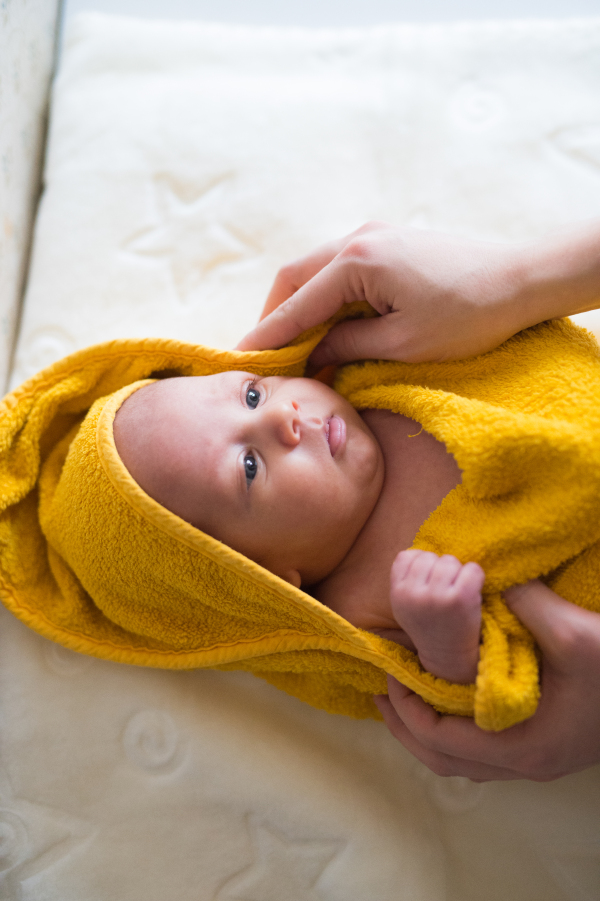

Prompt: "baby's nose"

[271,400,300,447]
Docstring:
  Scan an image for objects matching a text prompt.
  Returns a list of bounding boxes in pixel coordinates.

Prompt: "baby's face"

[114,372,384,586]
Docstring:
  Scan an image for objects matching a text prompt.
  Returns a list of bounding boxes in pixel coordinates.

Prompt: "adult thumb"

[504,579,595,665]
[310,312,410,368]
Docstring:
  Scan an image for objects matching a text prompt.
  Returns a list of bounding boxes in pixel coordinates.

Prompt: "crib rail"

[0,0,62,392]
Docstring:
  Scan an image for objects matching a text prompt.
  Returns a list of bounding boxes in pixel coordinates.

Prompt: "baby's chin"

[238,517,366,591]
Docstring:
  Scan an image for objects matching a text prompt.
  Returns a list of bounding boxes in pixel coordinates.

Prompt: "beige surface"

[3,603,600,901]
[0,0,61,391]
[6,13,600,899]
[13,14,600,387]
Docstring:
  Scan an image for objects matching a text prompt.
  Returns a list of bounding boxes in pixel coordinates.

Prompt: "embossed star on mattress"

[0,765,93,898]
[217,819,343,901]
[122,175,259,307]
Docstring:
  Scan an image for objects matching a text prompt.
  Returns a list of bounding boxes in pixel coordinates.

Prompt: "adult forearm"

[511,220,600,330]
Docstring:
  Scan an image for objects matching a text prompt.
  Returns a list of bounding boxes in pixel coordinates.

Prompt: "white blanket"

[8,13,600,899]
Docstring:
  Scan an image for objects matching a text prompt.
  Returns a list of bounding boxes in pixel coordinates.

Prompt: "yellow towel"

[1,309,599,731]
[336,320,600,729]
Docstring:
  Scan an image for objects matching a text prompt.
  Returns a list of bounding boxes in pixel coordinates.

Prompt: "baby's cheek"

[284,463,356,534]
[291,488,339,536]
[316,484,359,532]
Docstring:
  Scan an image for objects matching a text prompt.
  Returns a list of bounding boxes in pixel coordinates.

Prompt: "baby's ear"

[280,569,302,589]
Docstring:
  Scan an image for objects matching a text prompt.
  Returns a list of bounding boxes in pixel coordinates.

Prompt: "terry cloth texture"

[1,311,599,731]
[336,320,600,729]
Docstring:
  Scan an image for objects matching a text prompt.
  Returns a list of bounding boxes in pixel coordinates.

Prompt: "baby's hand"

[390,550,484,684]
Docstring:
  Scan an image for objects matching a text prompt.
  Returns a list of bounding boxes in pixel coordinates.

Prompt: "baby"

[114,370,485,685]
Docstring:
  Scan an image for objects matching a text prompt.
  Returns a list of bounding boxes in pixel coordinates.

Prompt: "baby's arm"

[390,550,484,684]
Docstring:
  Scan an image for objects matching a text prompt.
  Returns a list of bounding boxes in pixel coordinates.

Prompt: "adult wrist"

[508,222,600,330]
[471,242,541,341]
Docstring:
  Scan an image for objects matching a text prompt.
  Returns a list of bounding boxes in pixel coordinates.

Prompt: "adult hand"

[237,220,600,366]
[238,222,526,364]
[374,580,600,781]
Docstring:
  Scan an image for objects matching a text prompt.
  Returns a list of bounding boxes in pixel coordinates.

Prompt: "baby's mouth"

[326,416,346,456]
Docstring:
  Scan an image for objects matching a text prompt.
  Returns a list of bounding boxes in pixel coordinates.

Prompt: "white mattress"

[7,13,600,899]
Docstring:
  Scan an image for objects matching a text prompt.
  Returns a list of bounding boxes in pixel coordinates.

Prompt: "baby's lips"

[326,416,346,456]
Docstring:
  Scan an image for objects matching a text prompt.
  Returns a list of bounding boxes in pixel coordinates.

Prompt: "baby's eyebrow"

[234,372,260,404]
[223,374,245,404]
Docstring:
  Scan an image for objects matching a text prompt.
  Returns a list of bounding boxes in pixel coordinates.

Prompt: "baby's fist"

[390,550,484,683]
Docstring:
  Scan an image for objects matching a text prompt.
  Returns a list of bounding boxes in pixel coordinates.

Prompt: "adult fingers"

[259,238,348,321]
[258,221,395,324]
[236,258,361,351]
[384,676,529,770]
[373,695,519,780]
[309,311,420,368]
[239,221,399,352]
[505,579,600,669]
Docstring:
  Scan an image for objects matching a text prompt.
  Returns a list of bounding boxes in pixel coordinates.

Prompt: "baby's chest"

[360,408,463,547]
[317,410,462,630]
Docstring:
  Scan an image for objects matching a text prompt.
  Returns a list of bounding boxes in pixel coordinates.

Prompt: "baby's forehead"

[146,370,252,400]
[161,371,297,394]
[183,371,263,401]
[134,371,338,422]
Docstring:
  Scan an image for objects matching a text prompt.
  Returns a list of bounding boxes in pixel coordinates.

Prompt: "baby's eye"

[244,454,258,487]
[245,384,260,410]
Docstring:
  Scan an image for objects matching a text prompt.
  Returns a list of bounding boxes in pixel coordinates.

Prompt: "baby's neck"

[314,409,462,634]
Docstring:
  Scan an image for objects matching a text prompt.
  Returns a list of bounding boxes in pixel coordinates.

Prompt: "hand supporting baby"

[375,581,600,781]
[391,550,484,684]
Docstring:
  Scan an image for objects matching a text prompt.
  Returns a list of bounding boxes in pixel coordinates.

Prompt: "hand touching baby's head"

[113,373,384,587]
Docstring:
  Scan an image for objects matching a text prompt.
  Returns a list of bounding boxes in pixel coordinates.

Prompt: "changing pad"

[6,13,600,899]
